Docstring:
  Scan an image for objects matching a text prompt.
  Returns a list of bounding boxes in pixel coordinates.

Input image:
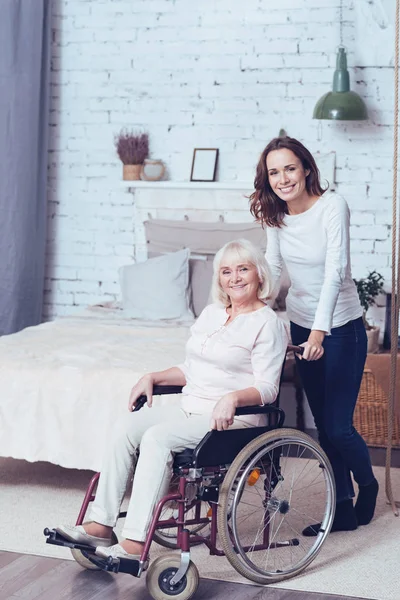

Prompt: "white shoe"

[55,524,112,548]
[95,543,149,569]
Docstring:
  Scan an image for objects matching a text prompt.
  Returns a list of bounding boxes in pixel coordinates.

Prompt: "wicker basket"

[354,369,400,448]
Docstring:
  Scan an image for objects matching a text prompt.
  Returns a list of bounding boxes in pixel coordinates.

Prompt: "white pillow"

[119,249,194,321]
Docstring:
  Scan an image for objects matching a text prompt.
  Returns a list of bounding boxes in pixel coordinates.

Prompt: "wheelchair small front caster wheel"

[146,554,199,600]
[71,532,118,571]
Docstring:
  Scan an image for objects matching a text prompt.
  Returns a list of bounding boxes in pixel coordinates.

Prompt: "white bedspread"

[0,311,190,471]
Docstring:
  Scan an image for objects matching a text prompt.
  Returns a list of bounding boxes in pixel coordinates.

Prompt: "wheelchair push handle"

[287,344,304,356]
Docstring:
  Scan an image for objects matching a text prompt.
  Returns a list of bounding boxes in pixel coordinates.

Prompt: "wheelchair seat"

[173,448,194,469]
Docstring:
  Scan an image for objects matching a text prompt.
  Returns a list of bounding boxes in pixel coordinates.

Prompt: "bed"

[0,219,280,471]
[0,306,191,471]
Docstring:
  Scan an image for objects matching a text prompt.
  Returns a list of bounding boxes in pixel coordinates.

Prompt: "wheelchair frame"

[44,345,336,600]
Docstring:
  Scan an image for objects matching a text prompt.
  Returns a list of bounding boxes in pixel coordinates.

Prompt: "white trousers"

[89,404,249,541]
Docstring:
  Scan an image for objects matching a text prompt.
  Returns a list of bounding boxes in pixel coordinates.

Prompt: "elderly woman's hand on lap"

[211,393,238,431]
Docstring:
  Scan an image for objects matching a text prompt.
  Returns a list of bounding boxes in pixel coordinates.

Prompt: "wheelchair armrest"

[235,405,279,416]
[152,385,184,395]
[192,404,285,468]
[235,404,284,427]
[134,385,184,411]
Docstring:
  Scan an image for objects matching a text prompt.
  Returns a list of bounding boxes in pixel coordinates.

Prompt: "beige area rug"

[0,457,399,600]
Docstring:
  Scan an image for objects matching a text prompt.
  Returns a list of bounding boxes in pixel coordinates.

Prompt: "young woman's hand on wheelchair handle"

[299,330,325,361]
[211,393,238,431]
[128,374,154,411]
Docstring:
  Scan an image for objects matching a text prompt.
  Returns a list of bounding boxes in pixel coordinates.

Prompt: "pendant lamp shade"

[313,47,368,120]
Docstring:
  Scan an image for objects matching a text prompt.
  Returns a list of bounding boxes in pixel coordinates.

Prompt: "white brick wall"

[45,0,395,331]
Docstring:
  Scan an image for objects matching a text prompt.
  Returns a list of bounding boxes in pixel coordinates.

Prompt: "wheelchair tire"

[70,531,118,571]
[146,554,199,600]
[217,428,335,584]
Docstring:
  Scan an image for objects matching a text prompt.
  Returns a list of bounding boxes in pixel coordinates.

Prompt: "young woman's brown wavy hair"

[249,136,327,228]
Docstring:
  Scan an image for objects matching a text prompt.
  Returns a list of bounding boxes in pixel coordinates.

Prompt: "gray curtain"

[0,0,52,335]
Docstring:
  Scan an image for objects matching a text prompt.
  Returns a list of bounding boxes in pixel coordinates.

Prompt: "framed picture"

[190,148,219,182]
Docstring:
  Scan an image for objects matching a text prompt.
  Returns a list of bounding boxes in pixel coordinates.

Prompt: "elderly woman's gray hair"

[211,239,273,307]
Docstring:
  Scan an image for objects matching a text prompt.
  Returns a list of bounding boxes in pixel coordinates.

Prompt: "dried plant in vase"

[115,130,149,180]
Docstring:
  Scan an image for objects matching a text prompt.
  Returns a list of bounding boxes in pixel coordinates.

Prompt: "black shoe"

[355,478,379,525]
[302,499,358,537]
[302,523,323,537]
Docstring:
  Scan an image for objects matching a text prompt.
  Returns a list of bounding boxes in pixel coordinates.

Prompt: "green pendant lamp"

[313,47,368,120]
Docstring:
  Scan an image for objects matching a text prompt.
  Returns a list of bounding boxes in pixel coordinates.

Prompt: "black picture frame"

[190,148,219,182]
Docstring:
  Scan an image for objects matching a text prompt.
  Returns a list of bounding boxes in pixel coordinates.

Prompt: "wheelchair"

[44,345,336,600]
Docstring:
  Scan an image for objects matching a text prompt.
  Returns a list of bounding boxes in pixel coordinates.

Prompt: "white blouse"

[265,192,362,334]
[177,303,289,425]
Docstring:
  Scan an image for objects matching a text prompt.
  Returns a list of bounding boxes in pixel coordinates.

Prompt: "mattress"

[0,307,190,471]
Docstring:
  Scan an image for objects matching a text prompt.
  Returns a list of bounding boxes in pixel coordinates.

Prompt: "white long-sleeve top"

[265,192,362,334]
[177,303,289,426]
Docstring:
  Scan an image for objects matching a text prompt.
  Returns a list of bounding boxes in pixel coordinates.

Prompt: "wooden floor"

[0,551,363,600]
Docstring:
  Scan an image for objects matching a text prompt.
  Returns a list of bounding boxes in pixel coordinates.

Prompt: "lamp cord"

[339,0,343,47]
[386,0,400,515]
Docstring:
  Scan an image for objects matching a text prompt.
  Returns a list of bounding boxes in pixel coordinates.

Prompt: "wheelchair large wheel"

[218,428,335,584]
[153,476,210,549]
[146,553,199,600]
[71,531,118,571]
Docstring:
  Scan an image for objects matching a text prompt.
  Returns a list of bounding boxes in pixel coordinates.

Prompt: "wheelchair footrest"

[43,528,141,576]
[43,528,98,553]
[107,556,141,576]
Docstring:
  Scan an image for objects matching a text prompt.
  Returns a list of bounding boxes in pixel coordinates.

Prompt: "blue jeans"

[290,317,374,503]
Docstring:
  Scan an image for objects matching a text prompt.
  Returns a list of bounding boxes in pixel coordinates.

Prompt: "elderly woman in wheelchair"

[47,239,336,600]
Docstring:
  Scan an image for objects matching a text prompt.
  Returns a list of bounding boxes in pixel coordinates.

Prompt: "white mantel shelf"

[120,180,253,190]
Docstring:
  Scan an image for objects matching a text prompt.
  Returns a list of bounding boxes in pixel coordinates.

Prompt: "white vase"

[367,326,380,354]
[140,159,166,181]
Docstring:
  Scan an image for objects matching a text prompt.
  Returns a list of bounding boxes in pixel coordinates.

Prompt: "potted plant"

[353,270,384,353]
[115,130,149,181]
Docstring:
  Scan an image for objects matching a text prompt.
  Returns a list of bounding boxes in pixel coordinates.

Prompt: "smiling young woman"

[249,136,379,537]
[250,137,325,227]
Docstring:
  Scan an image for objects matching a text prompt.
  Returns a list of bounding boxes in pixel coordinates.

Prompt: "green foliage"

[353,270,384,316]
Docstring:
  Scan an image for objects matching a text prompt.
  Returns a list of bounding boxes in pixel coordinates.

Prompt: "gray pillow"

[270,264,291,311]
[118,249,193,321]
[190,255,214,317]
[144,219,266,255]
